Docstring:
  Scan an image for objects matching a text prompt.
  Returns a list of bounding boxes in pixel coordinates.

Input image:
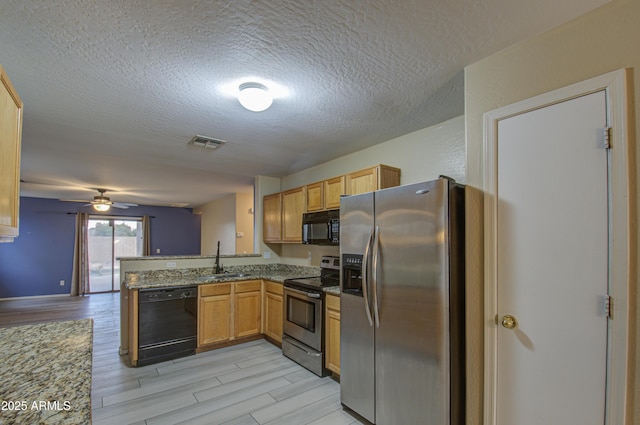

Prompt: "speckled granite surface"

[324,286,341,295]
[118,253,261,261]
[0,319,93,424]
[124,264,321,289]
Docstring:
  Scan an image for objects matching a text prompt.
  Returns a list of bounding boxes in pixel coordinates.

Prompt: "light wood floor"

[0,293,364,425]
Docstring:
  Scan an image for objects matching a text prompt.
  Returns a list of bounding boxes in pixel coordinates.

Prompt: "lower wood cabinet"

[263,281,283,343]
[325,293,341,375]
[234,280,262,338]
[198,283,232,346]
[198,280,275,349]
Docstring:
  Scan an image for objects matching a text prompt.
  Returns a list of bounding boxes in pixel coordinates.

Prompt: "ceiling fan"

[61,188,138,212]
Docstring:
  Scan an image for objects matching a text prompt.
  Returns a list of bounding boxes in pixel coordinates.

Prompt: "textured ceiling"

[0,0,610,207]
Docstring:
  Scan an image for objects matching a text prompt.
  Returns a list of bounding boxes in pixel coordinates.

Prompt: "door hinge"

[598,127,612,149]
[601,294,612,319]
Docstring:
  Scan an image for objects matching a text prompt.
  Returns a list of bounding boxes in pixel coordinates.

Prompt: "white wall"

[196,192,256,256]
[281,115,465,190]
[254,175,282,262]
[235,192,254,255]
[195,194,238,255]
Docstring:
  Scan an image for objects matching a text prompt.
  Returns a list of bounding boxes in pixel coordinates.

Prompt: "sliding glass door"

[88,217,143,293]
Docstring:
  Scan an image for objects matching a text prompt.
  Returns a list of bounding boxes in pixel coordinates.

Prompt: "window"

[87,217,143,293]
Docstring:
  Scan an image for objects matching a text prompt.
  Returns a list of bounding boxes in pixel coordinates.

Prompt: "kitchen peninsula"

[119,255,326,367]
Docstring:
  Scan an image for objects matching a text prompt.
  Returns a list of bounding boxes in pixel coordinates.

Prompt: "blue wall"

[0,197,201,298]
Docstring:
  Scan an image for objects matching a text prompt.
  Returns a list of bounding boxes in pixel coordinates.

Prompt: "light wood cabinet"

[263,192,283,243]
[263,165,397,244]
[127,288,139,366]
[306,181,323,212]
[199,280,264,347]
[234,280,262,338]
[325,293,341,375]
[263,186,306,243]
[346,164,401,195]
[263,281,283,343]
[198,283,232,346]
[324,176,345,209]
[307,176,346,212]
[0,65,23,243]
[281,186,306,242]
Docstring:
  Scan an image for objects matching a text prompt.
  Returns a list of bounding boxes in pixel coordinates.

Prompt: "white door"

[495,91,609,424]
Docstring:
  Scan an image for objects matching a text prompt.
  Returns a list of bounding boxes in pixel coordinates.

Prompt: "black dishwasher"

[138,286,197,366]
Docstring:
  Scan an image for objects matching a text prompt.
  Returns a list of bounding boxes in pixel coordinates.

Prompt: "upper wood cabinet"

[346,165,401,195]
[306,181,323,212]
[263,165,399,244]
[306,175,346,212]
[0,65,23,243]
[263,192,283,243]
[281,186,306,242]
[262,187,306,243]
[324,175,346,209]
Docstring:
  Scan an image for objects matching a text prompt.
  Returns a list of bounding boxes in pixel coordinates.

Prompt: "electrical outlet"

[156,248,161,254]
[263,251,271,259]
[59,280,65,286]
[166,262,177,268]
[307,252,312,261]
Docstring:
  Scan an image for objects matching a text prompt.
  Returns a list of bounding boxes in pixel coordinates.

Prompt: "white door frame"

[483,69,631,425]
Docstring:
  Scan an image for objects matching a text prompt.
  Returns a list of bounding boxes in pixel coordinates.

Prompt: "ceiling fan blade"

[111,203,130,209]
[59,199,92,203]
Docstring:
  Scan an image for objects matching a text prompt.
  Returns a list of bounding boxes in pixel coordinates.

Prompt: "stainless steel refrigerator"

[340,178,465,425]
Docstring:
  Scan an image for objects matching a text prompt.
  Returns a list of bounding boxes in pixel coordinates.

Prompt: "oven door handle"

[285,286,321,299]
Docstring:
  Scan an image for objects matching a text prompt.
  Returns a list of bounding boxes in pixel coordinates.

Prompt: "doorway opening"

[88,217,144,293]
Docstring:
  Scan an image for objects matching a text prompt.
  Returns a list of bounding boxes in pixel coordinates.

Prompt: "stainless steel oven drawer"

[282,335,326,377]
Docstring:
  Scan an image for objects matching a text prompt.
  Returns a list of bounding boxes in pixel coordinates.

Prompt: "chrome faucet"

[214,241,223,274]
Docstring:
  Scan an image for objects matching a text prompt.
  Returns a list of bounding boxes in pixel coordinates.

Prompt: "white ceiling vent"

[188,135,226,150]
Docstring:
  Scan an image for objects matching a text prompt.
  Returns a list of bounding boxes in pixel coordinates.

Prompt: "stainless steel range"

[282,255,339,376]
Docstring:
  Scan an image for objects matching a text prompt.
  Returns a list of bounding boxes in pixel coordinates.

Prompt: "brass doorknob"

[501,314,517,329]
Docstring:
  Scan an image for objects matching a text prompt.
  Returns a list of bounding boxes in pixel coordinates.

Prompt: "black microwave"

[302,210,340,245]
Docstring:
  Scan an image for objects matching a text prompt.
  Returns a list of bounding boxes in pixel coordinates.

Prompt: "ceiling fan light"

[238,82,272,112]
[93,203,111,212]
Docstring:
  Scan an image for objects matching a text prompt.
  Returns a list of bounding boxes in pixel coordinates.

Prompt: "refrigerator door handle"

[361,226,374,327]
[372,225,380,328]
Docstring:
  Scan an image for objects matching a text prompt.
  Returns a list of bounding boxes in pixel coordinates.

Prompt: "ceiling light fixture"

[238,82,273,112]
[93,203,111,212]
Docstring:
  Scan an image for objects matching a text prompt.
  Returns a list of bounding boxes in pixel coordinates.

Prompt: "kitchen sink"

[197,273,253,282]
[219,273,253,278]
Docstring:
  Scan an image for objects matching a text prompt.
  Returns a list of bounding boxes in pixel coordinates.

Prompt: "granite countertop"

[118,253,261,261]
[0,319,93,424]
[324,286,341,295]
[124,263,322,290]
